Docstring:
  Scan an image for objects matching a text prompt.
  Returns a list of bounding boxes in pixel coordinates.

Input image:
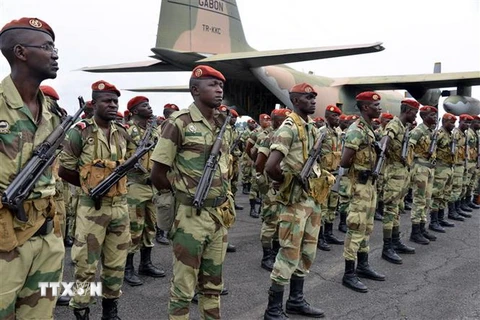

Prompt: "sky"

[1,0,479,117]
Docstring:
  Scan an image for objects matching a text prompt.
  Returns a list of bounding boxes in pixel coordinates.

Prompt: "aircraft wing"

[197,42,384,68]
[332,71,480,90]
[124,85,190,93]
[79,60,184,73]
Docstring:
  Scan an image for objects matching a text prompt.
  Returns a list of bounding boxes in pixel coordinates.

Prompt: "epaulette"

[283,118,294,127]
[114,121,128,131]
[74,119,90,130]
[171,109,190,120]
[124,123,130,129]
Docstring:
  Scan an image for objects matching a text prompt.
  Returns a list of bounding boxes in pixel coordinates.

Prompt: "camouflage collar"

[189,103,215,131]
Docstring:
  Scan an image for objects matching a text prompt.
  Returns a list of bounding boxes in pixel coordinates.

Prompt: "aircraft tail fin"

[156,0,253,54]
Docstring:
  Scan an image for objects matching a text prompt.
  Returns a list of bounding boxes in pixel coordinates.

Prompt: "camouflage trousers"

[249,165,260,201]
[168,203,227,320]
[240,155,253,185]
[0,231,64,320]
[55,196,66,239]
[382,163,409,232]
[270,196,321,286]
[410,162,434,224]
[337,175,352,217]
[230,157,240,195]
[462,162,476,198]
[70,196,131,309]
[127,183,157,253]
[260,190,282,248]
[376,173,385,203]
[321,189,339,224]
[450,164,465,202]
[343,177,376,261]
[432,164,453,211]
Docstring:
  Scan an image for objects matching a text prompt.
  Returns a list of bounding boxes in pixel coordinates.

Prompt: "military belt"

[454,163,465,167]
[414,158,436,169]
[175,191,226,208]
[79,195,127,207]
[33,217,54,237]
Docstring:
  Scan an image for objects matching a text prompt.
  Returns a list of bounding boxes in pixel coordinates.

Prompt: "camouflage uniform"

[463,128,477,200]
[449,128,466,203]
[240,128,254,187]
[432,128,455,211]
[269,113,322,285]
[337,128,351,231]
[247,127,264,202]
[59,117,133,309]
[229,126,243,195]
[0,76,65,319]
[342,117,377,261]
[151,103,232,320]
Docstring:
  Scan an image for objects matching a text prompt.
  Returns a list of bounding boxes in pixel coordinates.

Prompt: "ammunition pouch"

[309,170,335,205]
[80,159,127,197]
[357,170,372,185]
[276,172,304,205]
[323,151,341,171]
[216,192,236,229]
[154,190,175,231]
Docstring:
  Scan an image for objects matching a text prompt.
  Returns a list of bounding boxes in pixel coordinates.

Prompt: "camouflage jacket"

[466,127,477,162]
[344,116,377,173]
[0,75,62,199]
[383,116,412,165]
[409,122,435,162]
[254,126,273,152]
[452,127,467,165]
[319,124,341,172]
[435,127,455,165]
[257,129,276,159]
[150,103,229,198]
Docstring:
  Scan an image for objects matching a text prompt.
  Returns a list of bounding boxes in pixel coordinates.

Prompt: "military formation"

[0,16,479,320]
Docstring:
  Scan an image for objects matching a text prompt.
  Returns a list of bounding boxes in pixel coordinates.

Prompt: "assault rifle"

[427,118,441,157]
[193,112,232,211]
[133,119,156,173]
[450,135,457,156]
[89,133,156,210]
[477,132,480,168]
[2,97,86,222]
[464,130,469,169]
[400,124,411,163]
[229,132,242,154]
[298,132,326,192]
[372,140,387,183]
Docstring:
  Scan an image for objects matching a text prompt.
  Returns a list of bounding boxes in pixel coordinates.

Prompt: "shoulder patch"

[75,121,88,130]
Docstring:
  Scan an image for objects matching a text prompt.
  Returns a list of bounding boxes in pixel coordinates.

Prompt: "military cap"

[85,100,93,109]
[230,109,239,117]
[380,112,394,120]
[401,99,420,109]
[313,116,325,122]
[164,103,179,111]
[259,113,271,121]
[191,65,226,82]
[92,80,120,97]
[459,114,474,121]
[39,85,59,100]
[127,96,148,110]
[271,108,291,117]
[290,83,317,95]
[473,115,480,121]
[0,17,55,41]
[372,118,381,124]
[356,91,381,101]
[339,114,348,121]
[325,105,342,115]
[419,105,437,113]
[247,118,256,124]
[443,113,457,121]
[116,111,123,118]
[124,110,130,117]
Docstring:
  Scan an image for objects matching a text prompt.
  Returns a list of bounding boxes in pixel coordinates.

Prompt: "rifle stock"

[400,124,411,163]
[2,97,86,222]
[427,118,441,157]
[372,140,386,183]
[298,132,326,192]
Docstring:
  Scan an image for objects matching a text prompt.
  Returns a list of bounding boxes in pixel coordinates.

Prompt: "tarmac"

[55,191,480,320]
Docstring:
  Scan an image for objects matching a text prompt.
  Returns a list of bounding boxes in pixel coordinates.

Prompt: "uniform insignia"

[29,19,42,28]
[305,86,313,93]
[87,137,95,145]
[329,107,334,111]
[372,94,379,101]
[97,83,105,90]
[0,120,10,134]
[194,68,203,77]
[188,124,197,133]
[75,122,87,130]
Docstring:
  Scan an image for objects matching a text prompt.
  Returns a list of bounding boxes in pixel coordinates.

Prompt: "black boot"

[342,260,368,293]
[392,226,415,254]
[403,200,412,211]
[451,201,467,220]
[460,198,473,213]
[438,208,455,227]
[467,193,480,209]
[338,211,347,233]
[242,183,249,195]
[420,222,436,241]
[317,226,331,251]
[324,222,344,245]
[272,239,280,257]
[374,201,384,221]
[73,307,90,320]
[56,295,71,306]
[234,202,244,210]
[227,243,237,252]
[124,253,143,286]
[285,276,325,318]
[102,298,120,320]
[261,247,274,271]
[429,210,447,232]
[457,200,472,217]
[264,283,288,320]
[250,199,259,218]
[382,236,403,264]
[409,224,429,245]
[356,252,385,281]
[138,247,166,277]
[155,228,169,245]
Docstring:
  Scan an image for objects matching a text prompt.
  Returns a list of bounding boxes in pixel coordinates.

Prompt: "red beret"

[339,114,348,120]
[247,119,256,124]
[191,65,226,82]
[290,83,317,95]
[443,113,457,121]
[419,105,438,113]
[380,112,394,120]
[313,117,325,122]
[39,85,59,100]
[164,103,179,111]
[85,100,93,109]
[459,114,474,121]
[401,99,420,109]
[356,91,381,102]
[116,111,123,118]
[325,105,342,115]
[372,118,380,124]
[124,110,130,117]
[259,114,271,121]
[81,114,87,119]
[230,109,239,117]
[157,116,165,121]
[0,17,55,41]
[473,115,480,121]
[218,105,228,112]
[92,80,120,97]
[271,108,291,117]
[127,96,149,110]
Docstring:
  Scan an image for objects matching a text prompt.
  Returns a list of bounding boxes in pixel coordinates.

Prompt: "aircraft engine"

[443,95,480,116]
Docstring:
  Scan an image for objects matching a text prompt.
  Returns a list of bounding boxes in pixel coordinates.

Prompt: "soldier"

[459,114,479,212]
[263,83,325,319]
[240,119,257,194]
[124,96,165,287]
[256,108,290,271]
[430,113,458,233]
[157,115,166,126]
[372,118,380,131]
[59,80,133,319]
[150,65,234,319]
[318,105,344,252]
[313,116,325,128]
[228,108,244,210]
[340,91,385,293]
[336,114,350,233]
[0,18,65,319]
[155,103,180,246]
[379,99,418,265]
[408,106,438,245]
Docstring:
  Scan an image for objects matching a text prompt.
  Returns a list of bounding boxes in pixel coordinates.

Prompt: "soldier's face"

[326,112,339,127]
[472,120,480,131]
[134,101,153,118]
[93,93,119,121]
[443,119,455,132]
[423,111,437,126]
[365,101,381,119]
[230,116,237,125]
[460,120,471,131]
[295,93,317,115]
[195,78,224,109]
[19,32,59,80]
[406,108,418,123]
